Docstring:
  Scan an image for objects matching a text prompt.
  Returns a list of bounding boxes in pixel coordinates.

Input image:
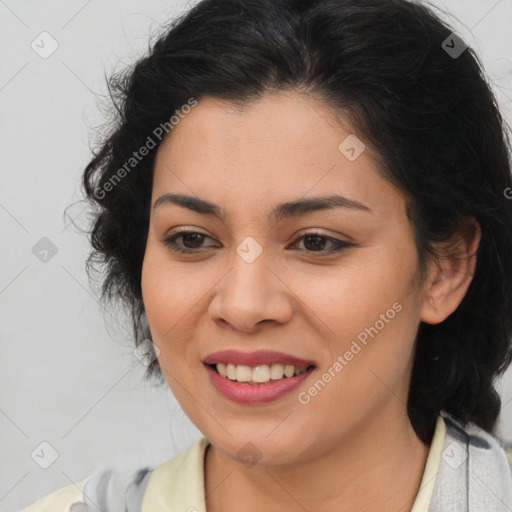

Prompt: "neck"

[204,406,433,512]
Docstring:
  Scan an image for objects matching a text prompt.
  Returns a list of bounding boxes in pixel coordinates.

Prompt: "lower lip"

[204,364,315,404]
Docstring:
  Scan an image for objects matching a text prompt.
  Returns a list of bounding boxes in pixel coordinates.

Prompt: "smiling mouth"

[206,363,316,385]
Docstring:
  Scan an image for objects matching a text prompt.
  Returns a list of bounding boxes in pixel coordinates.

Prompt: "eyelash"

[162,230,353,256]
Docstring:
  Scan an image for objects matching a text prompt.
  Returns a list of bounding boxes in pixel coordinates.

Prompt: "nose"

[208,251,294,333]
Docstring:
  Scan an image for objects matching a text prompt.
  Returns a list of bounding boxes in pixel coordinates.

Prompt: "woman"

[21,0,512,510]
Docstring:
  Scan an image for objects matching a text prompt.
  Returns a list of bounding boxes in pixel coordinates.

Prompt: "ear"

[420,218,481,325]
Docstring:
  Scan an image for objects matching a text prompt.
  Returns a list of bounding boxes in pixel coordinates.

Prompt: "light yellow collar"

[410,415,446,512]
[142,415,445,512]
[141,436,210,512]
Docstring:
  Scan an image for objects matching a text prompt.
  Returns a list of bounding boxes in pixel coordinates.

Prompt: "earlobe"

[420,219,481,325]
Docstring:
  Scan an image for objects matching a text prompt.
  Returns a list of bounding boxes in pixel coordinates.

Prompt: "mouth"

[202,349,318,403]
[205,362,317,385]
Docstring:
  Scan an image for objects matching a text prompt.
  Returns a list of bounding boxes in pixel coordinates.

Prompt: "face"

[141,91,429,466]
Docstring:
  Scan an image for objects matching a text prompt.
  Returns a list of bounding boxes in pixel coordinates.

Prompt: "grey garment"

[70,413,512,512]
[70,466,152,512]
[429,412,512,511]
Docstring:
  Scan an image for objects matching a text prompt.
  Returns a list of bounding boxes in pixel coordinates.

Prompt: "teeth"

[215,363,310,384]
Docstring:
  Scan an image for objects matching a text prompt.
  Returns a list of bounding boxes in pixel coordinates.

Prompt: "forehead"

[151,91,405,219]
[157,91,350,163]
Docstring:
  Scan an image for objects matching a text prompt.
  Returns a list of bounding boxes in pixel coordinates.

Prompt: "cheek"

[287,247,418,343]
[288,245,421,396]
[298,296,419,433]
[141,240,222,384]
[141,239,203,331]
[141,242,193,357]
[141,252,194,401]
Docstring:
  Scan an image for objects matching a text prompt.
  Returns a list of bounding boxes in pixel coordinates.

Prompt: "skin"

[141,91,480,512]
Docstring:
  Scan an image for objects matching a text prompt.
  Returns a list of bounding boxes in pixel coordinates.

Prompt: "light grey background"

[1,1,511,511]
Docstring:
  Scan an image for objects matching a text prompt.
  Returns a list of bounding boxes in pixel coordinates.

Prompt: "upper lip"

[203,350,317,368]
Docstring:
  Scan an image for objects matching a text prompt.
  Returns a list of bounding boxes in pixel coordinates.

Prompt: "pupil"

[304,235,325,251]
[183,233,204,248]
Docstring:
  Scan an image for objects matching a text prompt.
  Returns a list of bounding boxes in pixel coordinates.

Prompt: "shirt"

[139,415,445,512]
[19,412,512,511]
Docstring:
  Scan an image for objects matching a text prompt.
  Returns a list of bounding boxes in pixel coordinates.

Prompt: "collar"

[141,416,447,512]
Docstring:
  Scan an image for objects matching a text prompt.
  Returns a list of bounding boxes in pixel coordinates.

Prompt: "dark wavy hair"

[77,0,512,444]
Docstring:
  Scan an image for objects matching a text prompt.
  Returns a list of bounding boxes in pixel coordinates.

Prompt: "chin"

[208,428,310,467]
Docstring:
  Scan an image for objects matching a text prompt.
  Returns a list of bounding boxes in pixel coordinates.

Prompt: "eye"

[163,229,353,257]
[288,232,353,255]
[163,230,216,253]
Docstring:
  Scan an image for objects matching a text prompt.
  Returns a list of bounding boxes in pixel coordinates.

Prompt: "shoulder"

[443,412,512,472]
[19,465,153,512]
[18,437,210,512]
[433,412,512,511]
[19,475,91,512]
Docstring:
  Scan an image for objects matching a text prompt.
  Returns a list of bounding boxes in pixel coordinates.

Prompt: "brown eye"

[180,232,206,249]
[163,230,216,253]
[290,232,353,255]
[302,235,328,251]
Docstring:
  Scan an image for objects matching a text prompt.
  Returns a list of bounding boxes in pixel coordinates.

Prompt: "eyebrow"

[153,193,372,222]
